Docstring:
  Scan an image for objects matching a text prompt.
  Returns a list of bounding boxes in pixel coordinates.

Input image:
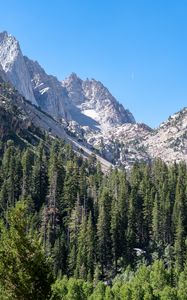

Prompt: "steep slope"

[143,108,187,164]
[67,121,152,167]
[62,73,135,129]
[24,56,71,120]
[0,31,37,105]
[0,64,8,82]
[0,31,136,130]
[0,78,113,171]
[85,108,187,167]
[68,108,187,168]
[24,58,104,129]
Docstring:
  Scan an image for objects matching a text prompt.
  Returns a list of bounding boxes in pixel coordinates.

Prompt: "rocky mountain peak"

[0,32,20,71]
[69,72,80,81]
[0,31,9,42]
[0,31,136,130]
[62,73,85,106]
[0,31,37,105]
[62,74,135,129]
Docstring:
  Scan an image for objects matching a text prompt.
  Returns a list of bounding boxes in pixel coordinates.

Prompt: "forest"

[0,138,187,299]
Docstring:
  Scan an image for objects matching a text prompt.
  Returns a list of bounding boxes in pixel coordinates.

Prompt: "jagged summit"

[0,31,9,41]
[62,73,135,129]
[0,31,37,105]
[0,31,136,130]
[68,72,80,80]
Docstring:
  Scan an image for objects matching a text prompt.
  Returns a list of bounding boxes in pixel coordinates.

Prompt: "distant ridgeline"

[0,137,186,299]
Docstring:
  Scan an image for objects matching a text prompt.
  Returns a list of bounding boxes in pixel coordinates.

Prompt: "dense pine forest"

[0,138,187,299]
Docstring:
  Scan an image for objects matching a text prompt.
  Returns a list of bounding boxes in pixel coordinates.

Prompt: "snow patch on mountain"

[81,109,100,122]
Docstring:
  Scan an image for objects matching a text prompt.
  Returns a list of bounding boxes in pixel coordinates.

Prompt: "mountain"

[0,32,135,129]
[143,108,187,163]
[0,30,187,169]
[0,31,37,105]
[0,78,113,171]
[89,109,187,167]
[24,56,71,120]
[62,72,135,129]
[82,123,152,167]
[0,64,8,82]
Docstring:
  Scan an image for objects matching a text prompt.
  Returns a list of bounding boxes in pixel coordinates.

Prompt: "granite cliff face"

[0,64,8,82]
[0,31,134,129]
[24,56,70,120]
[0,31,37,105]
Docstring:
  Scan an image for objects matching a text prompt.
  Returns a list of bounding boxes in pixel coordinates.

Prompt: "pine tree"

[63,160,79,215]
[86,212,95,281]
[75,214,88,279]
[174,212,185,274]
[0,141,21,211]
[152,193,160,246]
[97,188,112,276]
[31,142,48,211]
[111,195,121,273]
[21,148,33,198]
[0,201,54,300]
[68,196,82,276]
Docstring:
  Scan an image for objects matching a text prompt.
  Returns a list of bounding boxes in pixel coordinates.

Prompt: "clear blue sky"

[1,0,187,128]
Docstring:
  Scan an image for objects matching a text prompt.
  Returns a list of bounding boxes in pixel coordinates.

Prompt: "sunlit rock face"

[24,56,70,120]
[62,72,135,129]
[0,31,37,104]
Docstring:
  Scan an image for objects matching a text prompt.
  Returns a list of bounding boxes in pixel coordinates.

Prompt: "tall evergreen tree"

[0,201,54,300]
[97,188,112,276]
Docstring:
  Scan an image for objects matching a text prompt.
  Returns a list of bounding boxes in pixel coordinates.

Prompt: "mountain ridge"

[0,31,135,130]
[0,31,186,169]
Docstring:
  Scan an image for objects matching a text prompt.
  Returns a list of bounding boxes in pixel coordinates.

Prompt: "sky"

[1,0,187,128]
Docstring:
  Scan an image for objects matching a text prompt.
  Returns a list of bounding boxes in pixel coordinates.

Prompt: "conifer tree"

[21,148,33,198]
[174,212,185,274]
[31,142,48,211]
[68,196,82,276]
[97,188,112,276]
[152,193,160,246]
[0,201,54,300]
[75,214,88,280]
[86,212,95,281]
[111,195,121,273]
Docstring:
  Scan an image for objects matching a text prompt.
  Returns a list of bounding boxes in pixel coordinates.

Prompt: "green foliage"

[51,277,93,300]
[0,201,54,300]
[0,139,187,298]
